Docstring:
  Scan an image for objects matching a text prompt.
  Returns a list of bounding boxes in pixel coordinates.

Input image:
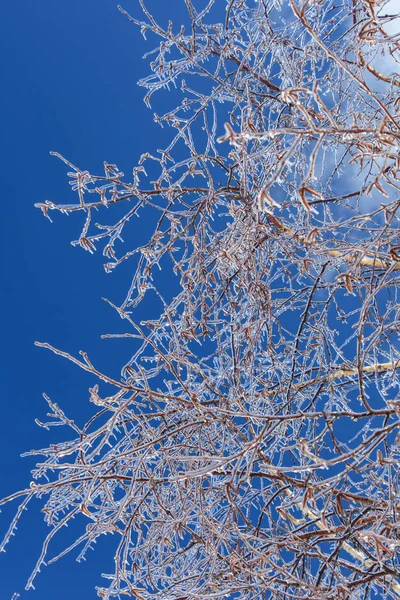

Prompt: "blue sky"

[0,1,184,597]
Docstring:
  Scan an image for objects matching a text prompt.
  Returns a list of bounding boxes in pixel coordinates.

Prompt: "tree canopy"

[2,1,400,598]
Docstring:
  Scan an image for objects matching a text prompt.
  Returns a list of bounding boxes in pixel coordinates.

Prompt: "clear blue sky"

[0,2,186,597]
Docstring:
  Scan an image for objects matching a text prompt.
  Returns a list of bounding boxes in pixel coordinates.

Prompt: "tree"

[2,0,400,598]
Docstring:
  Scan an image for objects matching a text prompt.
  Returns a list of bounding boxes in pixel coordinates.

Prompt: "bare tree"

[2,0,400,598]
